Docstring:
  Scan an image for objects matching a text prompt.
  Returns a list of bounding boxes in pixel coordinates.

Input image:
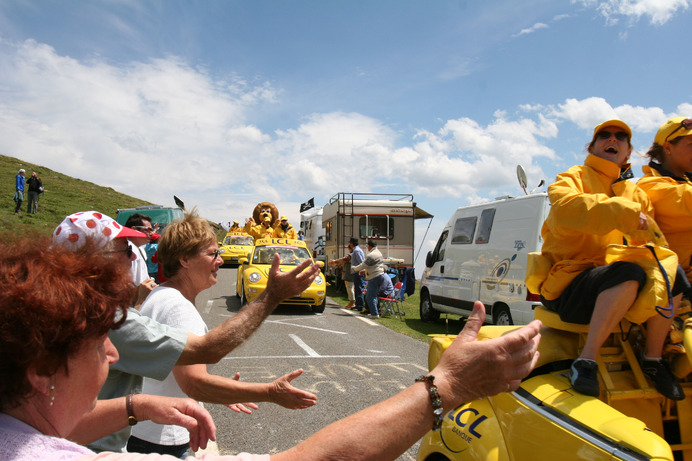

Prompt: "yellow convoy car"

[417,305,692,461]
[219,232,254,266]
[236,238,326,313]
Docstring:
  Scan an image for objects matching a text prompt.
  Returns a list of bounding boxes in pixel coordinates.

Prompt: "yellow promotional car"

[417,305,692,461]
[219,232,254,266]
[236,238,326,313]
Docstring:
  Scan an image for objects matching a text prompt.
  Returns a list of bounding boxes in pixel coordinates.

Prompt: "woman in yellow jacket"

[638,117,692,284]
[536,120,684,401]
[272,215,298,239]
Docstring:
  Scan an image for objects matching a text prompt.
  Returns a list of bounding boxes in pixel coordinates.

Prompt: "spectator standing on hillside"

[13,169,25,214]
[25,171,43,214]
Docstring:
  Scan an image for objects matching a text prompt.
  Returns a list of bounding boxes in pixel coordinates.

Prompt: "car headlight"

[313,275,323,285]
[248,272,262,283]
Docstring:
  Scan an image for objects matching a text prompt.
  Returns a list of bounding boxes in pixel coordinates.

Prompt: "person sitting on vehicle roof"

[272,215,297,239]
[245,216,274,241]
[229,220,242,232]
[531,119,687,401]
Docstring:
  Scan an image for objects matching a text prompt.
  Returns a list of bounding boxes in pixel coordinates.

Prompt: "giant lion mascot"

[244,202,280,240]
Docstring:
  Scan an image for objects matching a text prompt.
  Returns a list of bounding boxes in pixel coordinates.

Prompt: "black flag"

[300,197,315,213]
[173,195,185,210]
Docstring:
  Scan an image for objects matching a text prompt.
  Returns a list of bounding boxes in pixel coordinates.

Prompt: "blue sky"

[1,0,691,272]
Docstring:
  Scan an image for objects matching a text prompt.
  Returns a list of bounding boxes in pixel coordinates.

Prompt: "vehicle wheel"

[492,305,513,326]
[420,292,440,322]
[312,297,326,314]
[240,283,247,306]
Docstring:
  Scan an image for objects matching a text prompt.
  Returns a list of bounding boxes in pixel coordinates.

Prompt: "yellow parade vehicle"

[417,304,692,461]
[219,232,254,266]
[236,237,326,313]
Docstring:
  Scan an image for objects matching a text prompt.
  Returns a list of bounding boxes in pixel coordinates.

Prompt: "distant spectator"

[145,232,161,283]
[13,169,25,214]
[25,171,43,214]
[298,229,305,240]
[349,237,365,312]
[352,239,386,318]
[124,213,158,307]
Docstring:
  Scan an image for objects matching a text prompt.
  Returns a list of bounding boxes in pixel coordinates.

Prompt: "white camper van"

[299,206,326,262]
[419,193,550,326]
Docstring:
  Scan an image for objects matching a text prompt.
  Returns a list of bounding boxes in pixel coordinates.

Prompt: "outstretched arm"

[69,395,216,452]
[178,254,321,365]
[273,301,541,461]
[173,365,317,410]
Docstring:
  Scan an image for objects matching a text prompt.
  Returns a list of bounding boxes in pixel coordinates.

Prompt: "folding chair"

[378,282,404,319]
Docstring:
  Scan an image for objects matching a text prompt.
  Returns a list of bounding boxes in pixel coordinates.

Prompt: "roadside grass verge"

[326,282,466,343]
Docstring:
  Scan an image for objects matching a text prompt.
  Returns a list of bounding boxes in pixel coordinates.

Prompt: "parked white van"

[419,193,550,325]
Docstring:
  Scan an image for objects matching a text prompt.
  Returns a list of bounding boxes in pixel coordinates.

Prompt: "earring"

[49,383,55,406]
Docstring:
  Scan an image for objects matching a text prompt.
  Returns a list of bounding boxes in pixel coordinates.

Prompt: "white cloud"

[576,0,691,25]
[513,22,549,37]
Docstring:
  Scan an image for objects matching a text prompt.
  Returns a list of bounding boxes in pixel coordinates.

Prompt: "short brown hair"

[158,210,217,278]
[0,236,132,411]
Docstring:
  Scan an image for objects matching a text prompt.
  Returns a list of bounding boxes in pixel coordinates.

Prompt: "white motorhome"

[322,192,432,280]
[419,193,550,326]
[299,206,326,262]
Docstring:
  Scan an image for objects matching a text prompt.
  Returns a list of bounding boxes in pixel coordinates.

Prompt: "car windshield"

[252,246,311,265]
[224,235,254,246]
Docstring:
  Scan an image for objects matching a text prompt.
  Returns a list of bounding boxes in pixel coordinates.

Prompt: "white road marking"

[204,300,214,314]
[341,308,380,325]
[289,334,320,357]
[195,440,219,456]
[266,320,347,334]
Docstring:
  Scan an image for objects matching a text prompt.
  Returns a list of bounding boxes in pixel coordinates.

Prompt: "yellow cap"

[280,215,288,221]
[592,120,631,141]
[655,116,692,145]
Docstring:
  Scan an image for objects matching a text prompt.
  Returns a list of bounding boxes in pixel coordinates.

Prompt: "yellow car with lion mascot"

[237,237,326,313]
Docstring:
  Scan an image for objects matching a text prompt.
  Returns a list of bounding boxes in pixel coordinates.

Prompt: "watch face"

[128,415,138,426]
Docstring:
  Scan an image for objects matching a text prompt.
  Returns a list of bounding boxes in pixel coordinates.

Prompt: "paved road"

[194,265,430,460]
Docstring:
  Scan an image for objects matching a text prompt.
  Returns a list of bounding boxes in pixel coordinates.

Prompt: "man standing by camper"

[349,237,365,312]
[352,239,385,318]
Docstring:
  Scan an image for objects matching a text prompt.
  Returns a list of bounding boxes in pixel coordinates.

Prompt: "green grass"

[0,154,226,240]
[326,282,467,343]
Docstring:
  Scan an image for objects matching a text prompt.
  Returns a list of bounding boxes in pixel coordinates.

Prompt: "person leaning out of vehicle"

[272,215,297,239]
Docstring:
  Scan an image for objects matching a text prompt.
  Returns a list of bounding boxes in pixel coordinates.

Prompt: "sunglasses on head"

[665,118,692,143]
[596,131,629,142]
[106,245,133,258]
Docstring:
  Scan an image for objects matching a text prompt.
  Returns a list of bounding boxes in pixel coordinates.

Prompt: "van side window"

[432,230,448,262]
[359,217,394,240]
[451,217,477,244]
[475,208,496,244]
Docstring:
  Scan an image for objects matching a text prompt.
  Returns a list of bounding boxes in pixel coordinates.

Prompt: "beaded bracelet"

[415,374,444,431]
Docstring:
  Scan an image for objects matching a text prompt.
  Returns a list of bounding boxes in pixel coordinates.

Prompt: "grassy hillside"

[1,154,155,235]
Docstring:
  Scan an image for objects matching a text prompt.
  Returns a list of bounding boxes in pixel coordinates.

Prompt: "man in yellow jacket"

[244,216,274,241]
[273,215,297,239]
[532,120,684,401]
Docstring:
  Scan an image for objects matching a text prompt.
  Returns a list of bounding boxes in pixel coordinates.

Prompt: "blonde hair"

[158,208,217,278]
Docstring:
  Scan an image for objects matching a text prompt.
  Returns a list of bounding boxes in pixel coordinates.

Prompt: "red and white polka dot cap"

[52,211,147,249]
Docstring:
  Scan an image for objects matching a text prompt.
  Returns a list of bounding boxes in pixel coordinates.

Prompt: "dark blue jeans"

[127,436,190,459]
[353,273,364,309]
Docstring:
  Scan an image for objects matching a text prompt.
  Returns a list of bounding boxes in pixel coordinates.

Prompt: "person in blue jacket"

[13,169,25,214]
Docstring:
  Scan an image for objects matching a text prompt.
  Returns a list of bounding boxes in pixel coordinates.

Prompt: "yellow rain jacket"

[638,163,692,283]
[538,154,655,301]
[273,224,297,239]
[244,222,274,241]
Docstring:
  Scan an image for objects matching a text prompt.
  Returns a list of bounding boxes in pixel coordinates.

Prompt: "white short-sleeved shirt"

[131,286,208,446]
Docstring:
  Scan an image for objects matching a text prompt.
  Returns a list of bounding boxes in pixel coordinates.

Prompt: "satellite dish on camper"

[517,165,528,195]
